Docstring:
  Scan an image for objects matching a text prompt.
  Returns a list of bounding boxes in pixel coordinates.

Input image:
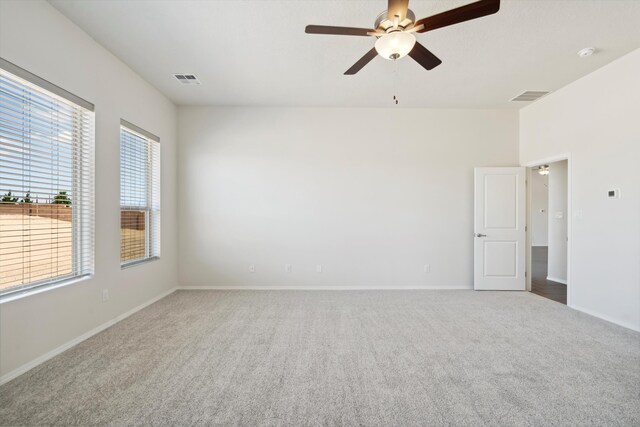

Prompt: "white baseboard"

[546,276,568,285]
[568,303,640,332]
[177,285,472,291]
[0,286,177,386]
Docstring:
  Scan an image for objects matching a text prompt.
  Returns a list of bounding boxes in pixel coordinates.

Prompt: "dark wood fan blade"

[305,25,373,36]
[344,48,378,75]
[408,43,442,70]
[387,0,410,22]
[415,0,500,33]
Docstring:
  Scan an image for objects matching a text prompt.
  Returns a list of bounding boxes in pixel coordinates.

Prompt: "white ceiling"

[49,0,640,108]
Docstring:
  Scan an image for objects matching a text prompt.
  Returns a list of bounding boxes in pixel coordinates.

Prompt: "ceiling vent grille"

[173,74,201,85]
[510,90,550,102]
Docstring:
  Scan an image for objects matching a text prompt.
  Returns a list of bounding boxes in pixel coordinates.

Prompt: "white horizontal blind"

[0,66,95,297]
[120,123,160,266]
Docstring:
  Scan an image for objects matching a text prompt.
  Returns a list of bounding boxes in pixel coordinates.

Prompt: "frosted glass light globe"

[374,32,416,60]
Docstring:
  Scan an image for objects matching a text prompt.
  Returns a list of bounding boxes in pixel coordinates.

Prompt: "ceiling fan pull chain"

[393,60,399,105]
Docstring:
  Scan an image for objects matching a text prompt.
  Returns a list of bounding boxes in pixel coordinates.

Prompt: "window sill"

[121,256,160,270]
[0,274,92,305]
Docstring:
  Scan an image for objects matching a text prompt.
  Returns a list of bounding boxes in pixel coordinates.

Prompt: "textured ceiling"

[49,0,640,108]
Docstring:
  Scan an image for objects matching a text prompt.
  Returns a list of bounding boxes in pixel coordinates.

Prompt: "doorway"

[528,160,568,304]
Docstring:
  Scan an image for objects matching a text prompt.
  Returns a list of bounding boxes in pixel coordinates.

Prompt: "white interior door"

[474,167,526,290]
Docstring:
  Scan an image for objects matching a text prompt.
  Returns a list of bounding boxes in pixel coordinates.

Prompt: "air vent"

[510,90,550,102]
[173,74,201,85]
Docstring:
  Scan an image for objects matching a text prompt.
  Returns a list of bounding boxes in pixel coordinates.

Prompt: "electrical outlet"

[423,264,430,273]
[316,264,322,273]
[249,264,255,273]
[102,289,109,302]
[285,264,292,273]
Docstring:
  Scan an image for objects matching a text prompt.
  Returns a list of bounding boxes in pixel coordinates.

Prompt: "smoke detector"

[173,74,201,85]
[577,47,596,57]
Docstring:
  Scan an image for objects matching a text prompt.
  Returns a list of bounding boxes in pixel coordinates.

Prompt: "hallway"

[531,246,567,304]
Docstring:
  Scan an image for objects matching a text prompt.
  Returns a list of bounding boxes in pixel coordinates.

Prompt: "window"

[120,120,160,266]
[0,59,94,297]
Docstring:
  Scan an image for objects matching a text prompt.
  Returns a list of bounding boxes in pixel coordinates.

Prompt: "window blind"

[0,64,95,297]
[120,122,160,266]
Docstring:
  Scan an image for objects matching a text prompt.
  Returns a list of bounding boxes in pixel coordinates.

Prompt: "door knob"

[475,233,487,237]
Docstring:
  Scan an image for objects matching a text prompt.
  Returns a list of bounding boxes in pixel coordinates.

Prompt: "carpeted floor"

[1,290,639,426]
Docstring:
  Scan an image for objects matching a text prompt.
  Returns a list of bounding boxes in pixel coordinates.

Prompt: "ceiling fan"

[305,0,500,74]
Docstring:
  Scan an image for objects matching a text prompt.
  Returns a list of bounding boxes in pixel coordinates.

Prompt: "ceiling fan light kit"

[375,32,416,60]
[538,165,550,175]
[305,0,501,75]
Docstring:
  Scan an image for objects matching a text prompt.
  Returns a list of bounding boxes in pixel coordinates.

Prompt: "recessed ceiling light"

[577,47,596,58]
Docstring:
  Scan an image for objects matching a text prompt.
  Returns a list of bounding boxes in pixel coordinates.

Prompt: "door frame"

[523,153,572,306]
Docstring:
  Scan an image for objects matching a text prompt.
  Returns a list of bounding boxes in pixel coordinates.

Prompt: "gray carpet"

[1,290,639,426]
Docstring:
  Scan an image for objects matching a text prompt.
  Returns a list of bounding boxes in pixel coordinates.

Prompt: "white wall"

[178,107,518,289]
[547,161,567,283]
[520,49,640,331]
[530,171,549,246]
[0,1,178,379]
